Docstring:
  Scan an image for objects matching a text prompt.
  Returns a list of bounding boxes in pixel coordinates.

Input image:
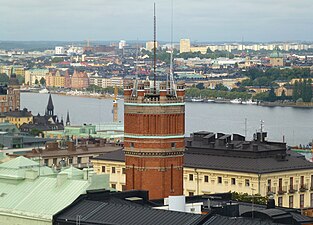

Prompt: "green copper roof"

[59,165,84,179]
[0,156,39,169]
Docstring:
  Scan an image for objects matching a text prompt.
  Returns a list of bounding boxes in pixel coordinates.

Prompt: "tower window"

[130,142,134,148]
[171,142,176,148]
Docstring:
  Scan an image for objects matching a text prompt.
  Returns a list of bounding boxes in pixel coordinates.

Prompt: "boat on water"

[205,99,215,103]
[230,99,242,104]
[242,99,257,105]
[191,98,204,102]
[39,88,50,94]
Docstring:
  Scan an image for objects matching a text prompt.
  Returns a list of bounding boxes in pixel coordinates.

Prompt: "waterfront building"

[20,94,64,133]
[46,70,67,88]
[122,79,186,200]
[0,156,111,225]
[71,70,89,89]
[180,39,191,53]
[89,76,123,88]
[44,122,124,142]
[92,132,313,209]
[24,68,49,86]
[190,46,209,54]
[55,46,65,55]
[4,108,33,128]
[0,74,20,113]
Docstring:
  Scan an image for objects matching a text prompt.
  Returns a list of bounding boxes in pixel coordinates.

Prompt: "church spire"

[66,110,70,126]
[46,94,54,116]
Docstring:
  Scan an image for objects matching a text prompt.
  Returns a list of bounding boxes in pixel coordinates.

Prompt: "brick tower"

[124,80,185,199]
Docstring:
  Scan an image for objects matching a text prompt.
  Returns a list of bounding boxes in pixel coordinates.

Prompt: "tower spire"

[66,110,70,126]
[153,2,157,94]
[46,93,54,116]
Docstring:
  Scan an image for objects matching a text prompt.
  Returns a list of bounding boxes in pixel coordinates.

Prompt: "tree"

[40,77,46,86]
[0,73,10,84]
[215,83,228,91]
[267,88,277,102]
[196,83,205,90]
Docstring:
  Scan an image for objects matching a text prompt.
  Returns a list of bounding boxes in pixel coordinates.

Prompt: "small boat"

[230,99,242,104]
[39,88,50,94]
[205,99,215,103]
[242,99,257,105]
[191,98,204,102]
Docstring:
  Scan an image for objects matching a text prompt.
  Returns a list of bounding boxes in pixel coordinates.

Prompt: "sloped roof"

[59,165,83,179]
[0,156,39,169]
[0,177,90,219]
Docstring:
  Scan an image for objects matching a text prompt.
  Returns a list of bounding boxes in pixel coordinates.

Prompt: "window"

[112,167,116,173]
[311,193,313,207]
[189,192,194,196]
[290,177,293,187]
[101,166,106,173]
[44,159,49,166]
[267,179,271,192]
[111,184,116,189]
[278,197,283,207]
[301,176,305,187]
[204,175,209,183]
[130,142,134,148]
[218,177,222,184]
[77,157,82,164]
[189,174,194,181]
[231,178,236,185]
[300,194,304,208]
[289,196,294,208]
[122,168,126,174]
[171,142,176,148]
[278,178,283,190]
[122,185,126,191]
[53,158,57,165]
[68,158,73,164]
[311,175,313,189]
[245,179,250,187]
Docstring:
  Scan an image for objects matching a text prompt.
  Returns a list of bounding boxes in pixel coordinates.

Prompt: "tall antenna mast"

[153,2,157,94]
[169,0,176,97]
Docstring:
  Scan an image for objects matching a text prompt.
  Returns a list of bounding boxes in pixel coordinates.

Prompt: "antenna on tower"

[132,38,139,97]
[153,2,157,94]
[169,0,176,97]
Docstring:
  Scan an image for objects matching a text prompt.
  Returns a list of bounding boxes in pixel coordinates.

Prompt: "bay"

[21,93,313,146]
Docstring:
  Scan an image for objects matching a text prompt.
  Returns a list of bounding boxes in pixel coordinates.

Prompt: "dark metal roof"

[202,215,284,225]
[53,191,205,225]
[94,148,313,174]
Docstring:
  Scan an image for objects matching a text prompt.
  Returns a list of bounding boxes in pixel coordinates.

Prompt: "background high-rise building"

[180,39,191,53]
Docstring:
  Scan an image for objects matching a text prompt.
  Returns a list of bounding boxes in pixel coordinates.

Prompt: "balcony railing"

[289,185,297,194]
[299,184,308,192]
[277,186,287,195]
[267,187,276,195]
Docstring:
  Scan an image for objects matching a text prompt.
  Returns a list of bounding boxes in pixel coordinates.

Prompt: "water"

[21,93,313,146]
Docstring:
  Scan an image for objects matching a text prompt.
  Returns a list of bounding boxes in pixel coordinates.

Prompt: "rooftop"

[94,132,313,174]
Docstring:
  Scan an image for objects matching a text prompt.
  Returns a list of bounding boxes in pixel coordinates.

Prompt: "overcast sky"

[0,0,312,42]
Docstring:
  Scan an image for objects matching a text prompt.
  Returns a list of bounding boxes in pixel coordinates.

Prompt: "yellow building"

[180,39,191,53]
[4,109,33,128]
[92,131,313,209]
[46,70,66,88]
[190,46,208,54]
[145,41,159,52]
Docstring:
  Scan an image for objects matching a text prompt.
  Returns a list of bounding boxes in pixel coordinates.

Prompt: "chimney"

[267,196,275,209]
[252,144,258,151]
[67,141,76,151]
[45,142,58,151]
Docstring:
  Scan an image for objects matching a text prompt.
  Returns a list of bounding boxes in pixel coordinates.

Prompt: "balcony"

[299,184,308,192]
[267,187,276,195]
[277,186,287,195]
[289,185,297,194]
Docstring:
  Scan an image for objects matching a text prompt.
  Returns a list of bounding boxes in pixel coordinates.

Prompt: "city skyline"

[1,0,313,42]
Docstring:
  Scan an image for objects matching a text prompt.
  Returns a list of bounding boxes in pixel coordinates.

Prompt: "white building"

[119,40,126,49]
[55,46,65,55]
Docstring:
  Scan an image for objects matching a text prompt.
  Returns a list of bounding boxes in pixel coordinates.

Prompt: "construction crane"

[112,85,118,122]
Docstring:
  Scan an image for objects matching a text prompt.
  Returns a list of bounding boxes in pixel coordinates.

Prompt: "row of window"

[188,174,250,187]
[278,193,312,208]
[102,166,126,174]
